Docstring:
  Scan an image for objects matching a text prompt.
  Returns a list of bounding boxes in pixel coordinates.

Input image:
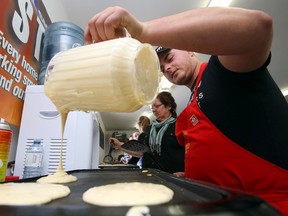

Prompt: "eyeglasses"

[150,103,163,109]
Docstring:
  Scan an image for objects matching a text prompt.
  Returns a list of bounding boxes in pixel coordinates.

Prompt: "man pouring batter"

[84,6,288,214]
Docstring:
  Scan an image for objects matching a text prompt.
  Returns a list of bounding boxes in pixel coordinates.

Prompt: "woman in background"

[109,91,184,174]
[133,115,151,167]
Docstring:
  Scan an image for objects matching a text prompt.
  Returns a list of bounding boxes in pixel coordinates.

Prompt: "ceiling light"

[208,0,232,7]
[282,89,288,97]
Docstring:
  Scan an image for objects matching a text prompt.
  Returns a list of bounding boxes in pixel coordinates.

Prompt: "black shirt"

[192,54,288,169]
[141,122,185,173]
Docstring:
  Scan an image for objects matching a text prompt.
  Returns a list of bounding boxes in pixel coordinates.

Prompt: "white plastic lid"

[33,139,42,144]
[0,118,10,130]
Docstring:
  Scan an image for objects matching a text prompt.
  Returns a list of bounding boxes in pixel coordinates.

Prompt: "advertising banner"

[0,0,50,127]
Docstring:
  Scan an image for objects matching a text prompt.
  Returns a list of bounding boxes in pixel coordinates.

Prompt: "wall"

[93,112,106,165]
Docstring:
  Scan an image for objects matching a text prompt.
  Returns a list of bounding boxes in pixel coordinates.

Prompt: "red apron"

[176,63,288,215]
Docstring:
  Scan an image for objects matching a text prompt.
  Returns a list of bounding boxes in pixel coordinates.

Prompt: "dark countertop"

[0,169,281,216]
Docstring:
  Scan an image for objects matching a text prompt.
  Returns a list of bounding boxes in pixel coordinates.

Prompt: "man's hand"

[173,172,185,178]
[84,6,143,44]
[108,137,123,150]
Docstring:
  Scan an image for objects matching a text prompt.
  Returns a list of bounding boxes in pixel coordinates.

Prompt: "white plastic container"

[44,37,161,114]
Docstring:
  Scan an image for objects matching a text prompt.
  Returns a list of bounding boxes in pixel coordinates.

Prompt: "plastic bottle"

[38,21,84,85]
[22,139,44,178]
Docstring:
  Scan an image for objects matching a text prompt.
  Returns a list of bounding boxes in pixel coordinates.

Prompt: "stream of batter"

[37,112,77,183]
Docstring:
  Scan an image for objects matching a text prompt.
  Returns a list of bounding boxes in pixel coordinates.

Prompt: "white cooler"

[14,85,101,179]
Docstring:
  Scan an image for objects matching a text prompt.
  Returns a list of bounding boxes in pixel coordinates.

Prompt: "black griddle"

[0,169,281,216]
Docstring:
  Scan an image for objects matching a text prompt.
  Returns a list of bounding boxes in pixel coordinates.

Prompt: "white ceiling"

[42,0,288,132]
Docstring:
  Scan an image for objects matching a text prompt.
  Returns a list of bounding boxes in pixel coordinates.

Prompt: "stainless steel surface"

[103,145,113,164]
